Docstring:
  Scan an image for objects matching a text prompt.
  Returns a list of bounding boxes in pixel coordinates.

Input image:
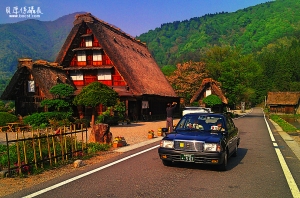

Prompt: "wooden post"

[31,130,38,170]
[46,130,52,166]
[15,131,21,175]
[37,132,43,168]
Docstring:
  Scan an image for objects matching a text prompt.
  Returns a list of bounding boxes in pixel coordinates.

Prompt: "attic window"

[206,89,212,97]
[93,51,102,61]
[77,51,86,62]
[28,80,35,92]
[85,36,92,47]
[98,69,111,80]
[70,70,83,80]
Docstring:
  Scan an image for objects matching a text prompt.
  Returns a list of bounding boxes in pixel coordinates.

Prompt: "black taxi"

[158,113,239,171]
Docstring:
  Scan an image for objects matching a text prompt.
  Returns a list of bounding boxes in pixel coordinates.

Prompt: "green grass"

[270,114,298,133]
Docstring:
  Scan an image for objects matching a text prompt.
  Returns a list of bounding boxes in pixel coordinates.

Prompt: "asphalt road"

[6,108,300,198]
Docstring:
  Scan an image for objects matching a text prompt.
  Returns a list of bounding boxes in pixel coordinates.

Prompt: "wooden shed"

[266,92,300,114]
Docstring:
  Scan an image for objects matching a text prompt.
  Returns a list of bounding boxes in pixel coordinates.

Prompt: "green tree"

[203,46,262,107]
[41,84,74,112]
[202,94,222,107]
[25,84,75,128]
[73,82,118,125]
[161,65,177,76]
[166,61,208,105]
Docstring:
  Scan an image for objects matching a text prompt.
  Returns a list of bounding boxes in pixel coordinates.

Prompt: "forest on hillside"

[137,0,300,107]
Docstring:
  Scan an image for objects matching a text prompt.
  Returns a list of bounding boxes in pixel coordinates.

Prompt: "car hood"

[164,130,222,143]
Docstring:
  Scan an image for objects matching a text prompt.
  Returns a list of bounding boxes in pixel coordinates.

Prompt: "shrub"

[23,112,72,128]
[0,112,18,126]
[87,142,111,153]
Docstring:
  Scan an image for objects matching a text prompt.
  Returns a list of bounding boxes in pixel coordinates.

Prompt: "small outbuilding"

[0,59,75,115]
[189,78,228,112]
[266,92,300,114]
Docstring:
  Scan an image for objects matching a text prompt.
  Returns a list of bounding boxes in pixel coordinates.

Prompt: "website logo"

[5,6,43,19]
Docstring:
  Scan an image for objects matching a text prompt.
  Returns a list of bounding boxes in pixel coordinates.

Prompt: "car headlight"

[204,143,221,152]
[160,140,174,148]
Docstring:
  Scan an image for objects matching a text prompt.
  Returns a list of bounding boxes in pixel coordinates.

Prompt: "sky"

[0,0,271,37]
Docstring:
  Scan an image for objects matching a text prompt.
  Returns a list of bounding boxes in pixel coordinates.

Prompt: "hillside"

[137,0,300,66]
[0,12,83,73]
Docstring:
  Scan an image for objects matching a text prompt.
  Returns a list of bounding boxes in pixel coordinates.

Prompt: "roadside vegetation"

[0,140,111,177]
[269,114,299,133]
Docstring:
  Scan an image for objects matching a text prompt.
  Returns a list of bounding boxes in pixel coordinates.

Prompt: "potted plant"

[148,130,154,139]
[113,136,127,148]
[157,128,162,136]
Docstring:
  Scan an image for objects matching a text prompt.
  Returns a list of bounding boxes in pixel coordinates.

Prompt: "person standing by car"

[166,102,177,132]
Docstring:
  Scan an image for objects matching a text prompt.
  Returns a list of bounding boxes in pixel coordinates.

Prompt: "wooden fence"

[1,125,88,177]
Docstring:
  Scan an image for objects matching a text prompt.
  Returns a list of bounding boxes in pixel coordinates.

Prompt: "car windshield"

[175,114,225,132]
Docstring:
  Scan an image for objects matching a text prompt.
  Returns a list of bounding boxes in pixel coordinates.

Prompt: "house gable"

[190,78,228,106]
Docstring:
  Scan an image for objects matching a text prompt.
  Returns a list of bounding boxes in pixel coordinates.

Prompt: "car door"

[225,116,238,155]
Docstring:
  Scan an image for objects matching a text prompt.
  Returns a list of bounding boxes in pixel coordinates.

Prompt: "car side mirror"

[162,127,168,136]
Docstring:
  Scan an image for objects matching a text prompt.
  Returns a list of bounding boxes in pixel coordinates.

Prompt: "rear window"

[182,107,211,116]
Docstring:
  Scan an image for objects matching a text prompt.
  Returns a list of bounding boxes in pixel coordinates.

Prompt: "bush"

[87,142,111,153]
[23,112,72,128]
[0,112,18,126]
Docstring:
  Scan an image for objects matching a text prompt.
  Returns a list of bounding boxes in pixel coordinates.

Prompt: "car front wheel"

[218,151,228,171]
[162,160,172,166]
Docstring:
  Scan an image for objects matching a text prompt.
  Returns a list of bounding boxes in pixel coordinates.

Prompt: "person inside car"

[216,120,225,131]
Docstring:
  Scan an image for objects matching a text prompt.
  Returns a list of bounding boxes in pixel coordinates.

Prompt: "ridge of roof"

[74,13,146,47]
[33,60,63,68]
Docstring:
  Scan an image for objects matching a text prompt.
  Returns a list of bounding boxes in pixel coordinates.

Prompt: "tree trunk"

[91,107,95,126]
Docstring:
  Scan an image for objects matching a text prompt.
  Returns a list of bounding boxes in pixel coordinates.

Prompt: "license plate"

[180,154,194,162]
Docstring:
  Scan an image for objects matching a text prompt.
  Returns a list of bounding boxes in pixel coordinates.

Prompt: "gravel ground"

[108,119,179,145]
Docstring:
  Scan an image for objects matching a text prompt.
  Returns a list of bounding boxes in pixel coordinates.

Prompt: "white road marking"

[23,145,160,198]
[264,112,300,198]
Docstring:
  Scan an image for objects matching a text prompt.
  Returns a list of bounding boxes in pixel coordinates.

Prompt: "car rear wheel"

[218,152,228,171]
[162,160,172,166]
[232,144,238,157]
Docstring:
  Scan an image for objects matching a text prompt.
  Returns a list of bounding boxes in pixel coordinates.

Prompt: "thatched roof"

[190,78,228,104]
[55,13,177,98]
[0,59,75,100]
[267,92,300,105]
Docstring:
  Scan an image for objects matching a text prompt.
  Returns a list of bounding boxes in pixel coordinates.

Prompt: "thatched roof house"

[55,13,176,98]
[0,58,75,115]
[190,78,228,111]
[55,13,178,120]
[267,92,300,114]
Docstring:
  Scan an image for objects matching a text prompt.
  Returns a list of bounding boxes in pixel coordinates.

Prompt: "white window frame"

[93,51,102,61]
[85,36,92,47]
[97,69,111,80]
[28,80,35,92]
[77,51,86,62]
[70,70,83,80]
